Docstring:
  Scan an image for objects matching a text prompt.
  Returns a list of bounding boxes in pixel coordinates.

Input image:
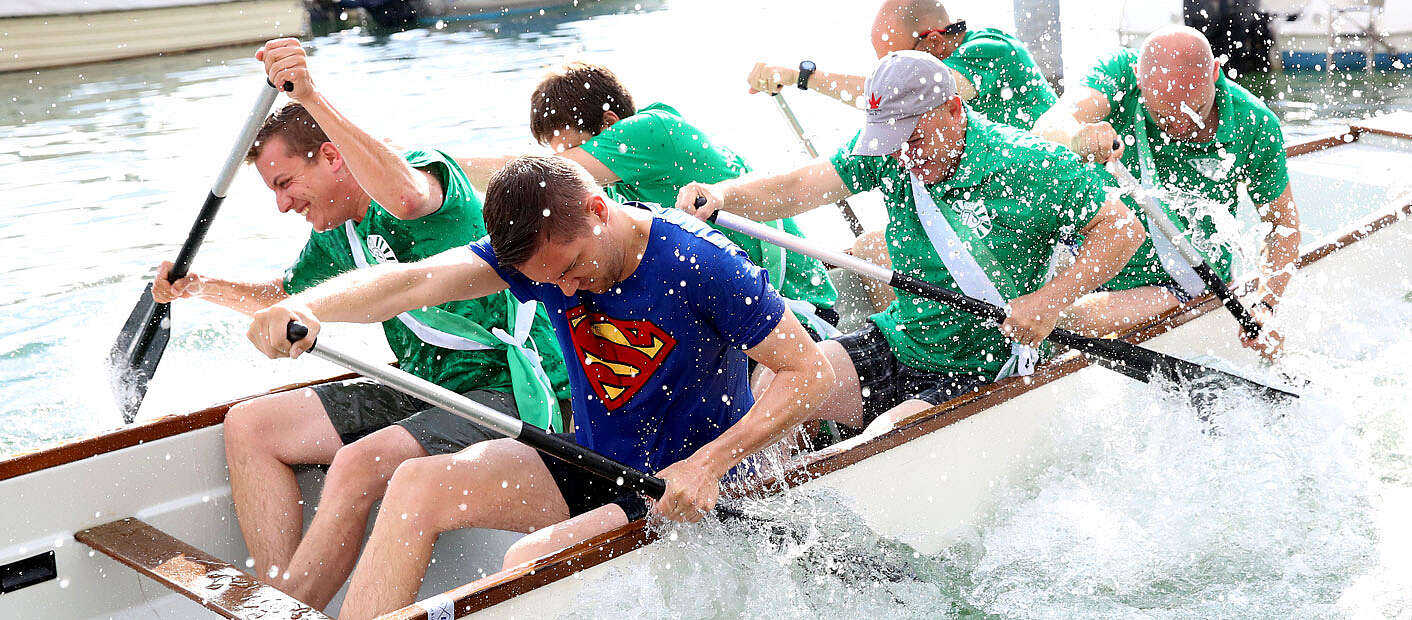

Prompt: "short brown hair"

[245,103,330,163]
[529,61,635,145]
[483,156,599,267]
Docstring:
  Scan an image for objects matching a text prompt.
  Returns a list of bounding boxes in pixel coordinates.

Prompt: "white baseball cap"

[853,50,959,157]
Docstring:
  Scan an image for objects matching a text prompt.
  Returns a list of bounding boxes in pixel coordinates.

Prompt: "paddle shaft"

[1109,160,1264,341]
[169,80,290,280]
[283,323,670,499]
[771,92,865,237]
[111,79,289,423]
[707,208,1297,400]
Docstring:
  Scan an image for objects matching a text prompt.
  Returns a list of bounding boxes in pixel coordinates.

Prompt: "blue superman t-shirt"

[468,204,787,473]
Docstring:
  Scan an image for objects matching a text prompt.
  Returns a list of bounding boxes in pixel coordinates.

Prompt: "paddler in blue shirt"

[244,155,838,620]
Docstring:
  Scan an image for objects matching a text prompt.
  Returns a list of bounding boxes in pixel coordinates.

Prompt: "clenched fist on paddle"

[247,301,321,359]
[257,38,317,103]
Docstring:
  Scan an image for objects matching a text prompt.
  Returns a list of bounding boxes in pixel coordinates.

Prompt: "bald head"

[871,0,955,59]
[1136,26,1221,141]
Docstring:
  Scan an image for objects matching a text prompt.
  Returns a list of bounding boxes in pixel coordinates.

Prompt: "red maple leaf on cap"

[868,93,882,110]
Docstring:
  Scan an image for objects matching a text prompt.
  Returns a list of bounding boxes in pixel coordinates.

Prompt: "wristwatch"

[797,60,816,90]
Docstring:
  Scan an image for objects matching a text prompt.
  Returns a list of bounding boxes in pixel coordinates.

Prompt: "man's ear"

[947,95,965,117]
[318,141,343,171]
[585,192,608,221]
[601,110,621,129]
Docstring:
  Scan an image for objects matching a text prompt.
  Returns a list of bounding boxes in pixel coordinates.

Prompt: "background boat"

[0,0,310,73]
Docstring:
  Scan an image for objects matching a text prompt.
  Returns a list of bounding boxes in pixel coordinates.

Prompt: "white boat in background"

[1119,0,1411,72]
[0,0,308,73]
[1,114,1410,619]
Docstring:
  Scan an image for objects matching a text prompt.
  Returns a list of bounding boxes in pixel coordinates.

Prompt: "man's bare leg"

[1062,286,1181,338]
[338,438,570,620]
[501,503,629,570]
[278,425,427,608]
[224,388,344,582]
[851,231,896,312]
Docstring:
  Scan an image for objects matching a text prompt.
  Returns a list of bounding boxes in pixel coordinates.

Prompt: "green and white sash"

[910,174,1038,380]
[343,222,562,432]
[754,219,843,339]
[1132,105,1208,297]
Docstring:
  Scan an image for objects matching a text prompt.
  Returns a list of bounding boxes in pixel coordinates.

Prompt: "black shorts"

[537,434,650,522]
[311,378,511,456]
[834,323,990,428]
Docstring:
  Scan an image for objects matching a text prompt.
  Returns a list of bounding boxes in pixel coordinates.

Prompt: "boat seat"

[74,517,330,620]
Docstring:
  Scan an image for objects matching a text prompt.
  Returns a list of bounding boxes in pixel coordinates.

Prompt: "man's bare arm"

[456,148,619,193]
[246,247,509,358]
[677,159,852,223]
[746,63,975,107]
[259,38,444,220]
[151,261,288,316]
[454,155,516,192]
[1032,85,1123,162]
[1002,198,1145,346]
[1253,186,1300,310]
[651,311,835,521]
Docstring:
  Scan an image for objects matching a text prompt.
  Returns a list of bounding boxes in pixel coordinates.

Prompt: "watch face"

[799,60,817,72]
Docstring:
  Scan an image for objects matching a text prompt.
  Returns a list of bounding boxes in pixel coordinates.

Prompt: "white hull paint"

[0,0,309,73]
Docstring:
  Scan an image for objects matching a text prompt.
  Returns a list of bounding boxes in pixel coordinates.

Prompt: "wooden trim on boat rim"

[378,122,1412,620]
[0,373,357,483]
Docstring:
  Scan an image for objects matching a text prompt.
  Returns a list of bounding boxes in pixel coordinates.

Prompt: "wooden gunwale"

[0,372,357,483]
[380,121,1412,620]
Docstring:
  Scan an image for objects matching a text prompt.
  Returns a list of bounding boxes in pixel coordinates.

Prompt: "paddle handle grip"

[286,321,316,352]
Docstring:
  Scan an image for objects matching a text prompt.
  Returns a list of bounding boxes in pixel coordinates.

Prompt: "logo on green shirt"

[956,200,995,238]
[367,234,398,263]
[1189,154,1235,182]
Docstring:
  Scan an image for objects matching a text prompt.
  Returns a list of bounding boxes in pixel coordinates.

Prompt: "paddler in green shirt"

[747,0,1057,130]
[745,0,1059,311]
[459,61,841,340]
[1034,26,1300,357]
[150,39,569,610]
[678,51,1143,444]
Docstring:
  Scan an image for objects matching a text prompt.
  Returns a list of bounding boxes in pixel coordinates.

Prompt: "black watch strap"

[797,60,816,90]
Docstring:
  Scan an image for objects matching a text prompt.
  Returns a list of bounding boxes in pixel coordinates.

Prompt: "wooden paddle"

[705,205,1299,403]
[282,322,758,520]
[1108,158,1265,341]
[108,80,290,423]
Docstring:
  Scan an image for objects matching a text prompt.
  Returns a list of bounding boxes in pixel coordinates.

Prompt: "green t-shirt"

[830,113,1108,376]
[580,102,838,317]
[1083,48,1290,289]
[943,27,1058,131]
[282,149,570,401]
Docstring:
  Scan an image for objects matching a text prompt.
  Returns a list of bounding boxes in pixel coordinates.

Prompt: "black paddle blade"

[108,283,172,423]
[1148,351,1300,404]
[1056,330,1299,403]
